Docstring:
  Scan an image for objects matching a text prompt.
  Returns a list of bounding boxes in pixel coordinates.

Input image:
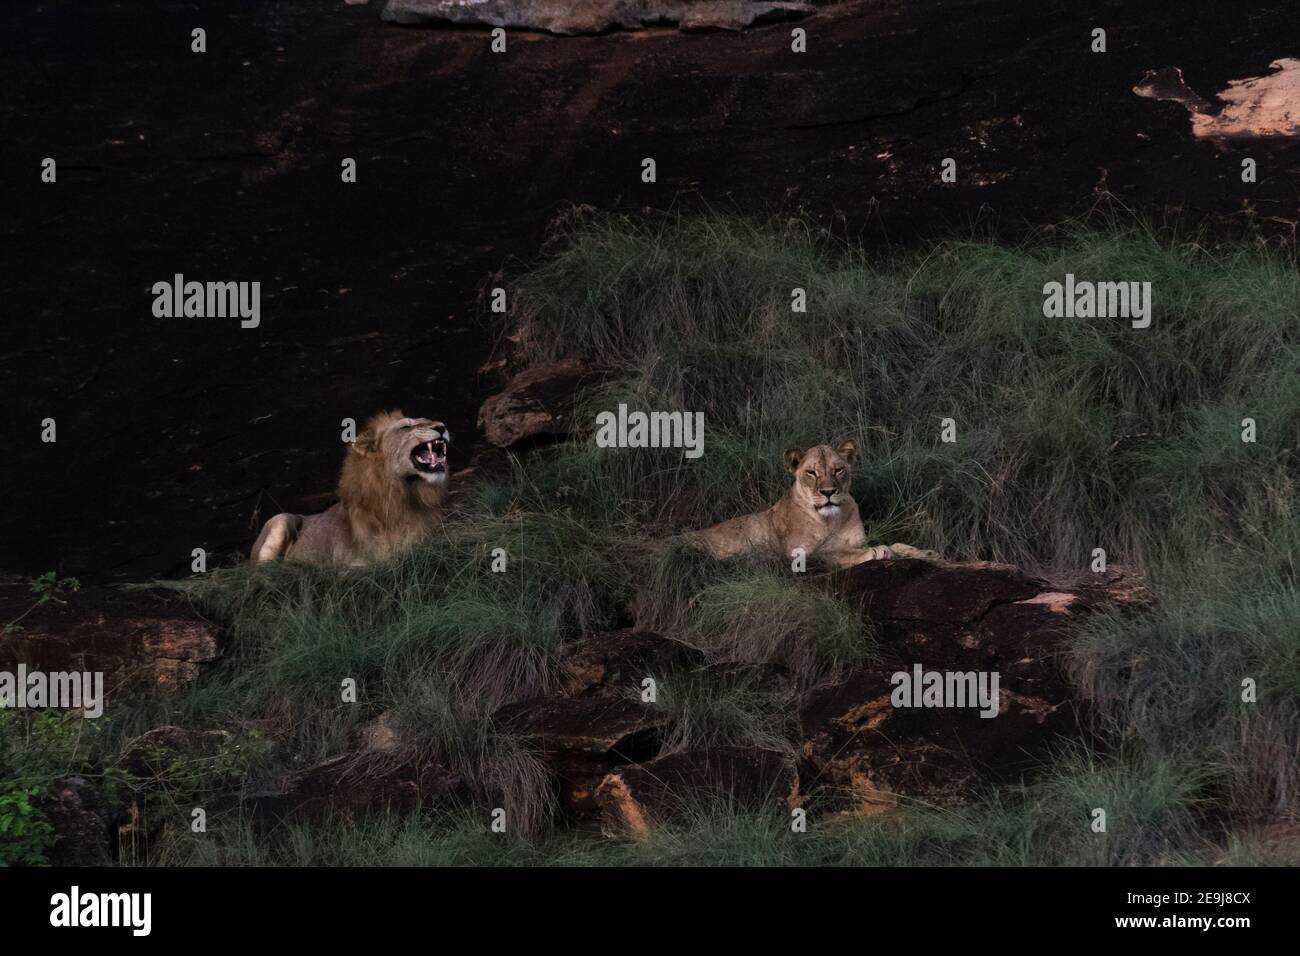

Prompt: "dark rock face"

[596,747,798,837]
[496,693,668,815]
[831,558,1045,624]
[0,585,219,694]
[800,559,1146,811]
[559,628,703,696]
[244,752,465,826]
[382,0,815,35]
[477,357,600,448]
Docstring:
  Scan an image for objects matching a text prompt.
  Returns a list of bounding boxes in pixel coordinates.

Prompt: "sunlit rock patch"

[1135,59,1300,139]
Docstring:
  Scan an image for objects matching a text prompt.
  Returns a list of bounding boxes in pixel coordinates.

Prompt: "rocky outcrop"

[799,559,1148,812]
[0,584,219,694]
[496,693,668,815]
[1134,59,1300,141]
[485,629,699,815]
[107,720,464,834]
[244,752,465,826]
[383,0,816,35]
[476,357,599,448]
[120,725,233,782]
[596,747,798,837]
[559,628,702,696]
[38,560,1141,851]
[490,560,1147,828]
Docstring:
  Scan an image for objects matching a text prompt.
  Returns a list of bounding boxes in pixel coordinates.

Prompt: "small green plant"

[30,571,81,604]
[0,783,53,867]
[3,571,81,635]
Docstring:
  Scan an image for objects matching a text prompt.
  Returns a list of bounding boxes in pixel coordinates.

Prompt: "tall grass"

[145,750,1297,867]
[168,502,641,834]
[500,212,1299,832]
[114,212,1300,864]
[509,213,1300,574]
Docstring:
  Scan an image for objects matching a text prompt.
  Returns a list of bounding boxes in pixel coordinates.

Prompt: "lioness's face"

[367,414,450,484]
[783,439,858,517]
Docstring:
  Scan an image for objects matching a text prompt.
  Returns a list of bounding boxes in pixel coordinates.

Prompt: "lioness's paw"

[889,543,942,561]
[862,545,896,562]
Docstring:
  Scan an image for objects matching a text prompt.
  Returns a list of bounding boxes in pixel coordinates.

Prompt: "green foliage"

[0,782,51,867]
[29,572,81,604]
[0,709,103,866]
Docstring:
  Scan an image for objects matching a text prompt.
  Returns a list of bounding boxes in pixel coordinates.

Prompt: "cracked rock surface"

[0,581,220,693]
[800,560,1149,810]
[383,0,817,34]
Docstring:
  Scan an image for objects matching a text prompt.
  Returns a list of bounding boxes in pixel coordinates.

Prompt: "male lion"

[692,439,934,569]
[250,410,450,566]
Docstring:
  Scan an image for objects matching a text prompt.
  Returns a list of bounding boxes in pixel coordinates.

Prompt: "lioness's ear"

[783,447,806,474]
[835,438,859,464]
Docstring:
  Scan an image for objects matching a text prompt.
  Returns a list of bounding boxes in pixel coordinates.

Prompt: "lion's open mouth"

[411,438,448,475]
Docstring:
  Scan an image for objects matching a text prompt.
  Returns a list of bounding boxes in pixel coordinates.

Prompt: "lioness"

[251,410,450,566]
[692,439,933,568]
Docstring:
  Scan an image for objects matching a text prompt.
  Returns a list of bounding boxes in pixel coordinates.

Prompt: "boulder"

[476,356,598,448]
[0,584,219,695]
[596,747,799,837]
[496,694,668,815]
[382,0,815,35]
[830,557,1045,624]
[800,558,1146,812]
[244,752,464,827]
[43,775,129,866]
[559,628,703,697]
[120,725,233,783]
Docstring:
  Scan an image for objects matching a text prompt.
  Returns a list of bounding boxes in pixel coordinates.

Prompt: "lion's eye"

[834,467,843,475]
[805,470,816,478]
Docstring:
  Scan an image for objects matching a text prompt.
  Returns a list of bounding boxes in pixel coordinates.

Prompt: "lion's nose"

[819,488,836,498]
